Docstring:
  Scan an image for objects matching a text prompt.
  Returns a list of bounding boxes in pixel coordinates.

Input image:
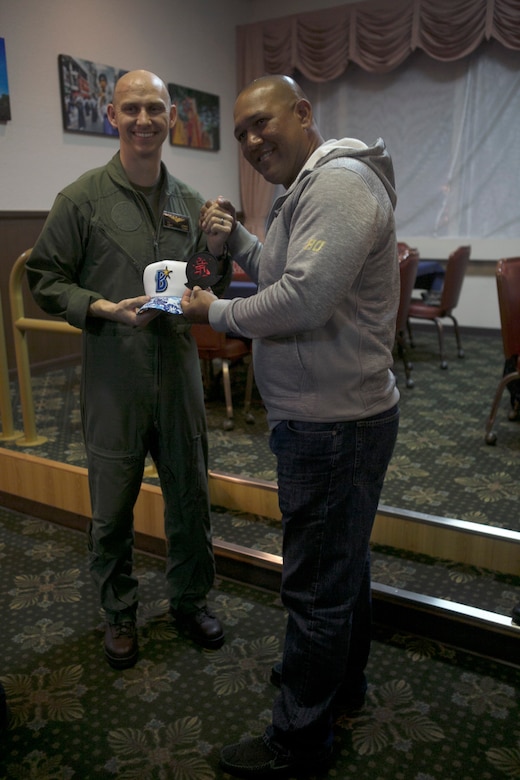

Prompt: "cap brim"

[138,296,183,315]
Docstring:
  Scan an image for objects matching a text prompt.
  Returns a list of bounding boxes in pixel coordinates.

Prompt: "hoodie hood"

[301,137,397,210]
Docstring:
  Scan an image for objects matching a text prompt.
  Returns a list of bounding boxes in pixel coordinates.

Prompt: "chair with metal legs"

[395,246,420,388]
[406,245,471,369]
[191,324,255,431]
[484,257,520,445]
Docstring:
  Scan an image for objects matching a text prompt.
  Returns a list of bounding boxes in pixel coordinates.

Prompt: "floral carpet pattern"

[1,328,520,624]
[0,506,519,780]
[209,503,520,621]
[203,327,520,532]
[2,328,518,532]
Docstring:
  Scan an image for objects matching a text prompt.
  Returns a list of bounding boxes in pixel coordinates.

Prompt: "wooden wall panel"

[0,447,518,576]
[0,212,81,371]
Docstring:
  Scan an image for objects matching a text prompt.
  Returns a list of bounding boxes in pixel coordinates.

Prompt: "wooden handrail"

[0,288,21,442]
[8,248,80,446]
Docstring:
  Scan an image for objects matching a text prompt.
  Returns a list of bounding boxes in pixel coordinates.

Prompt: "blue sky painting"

[0,37,11,121]
[0,39,9,94]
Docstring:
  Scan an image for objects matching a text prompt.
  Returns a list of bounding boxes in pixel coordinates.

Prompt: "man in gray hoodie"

[182,74,400,778]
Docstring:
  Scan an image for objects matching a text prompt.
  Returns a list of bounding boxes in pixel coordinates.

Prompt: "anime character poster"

[168,83,220,151]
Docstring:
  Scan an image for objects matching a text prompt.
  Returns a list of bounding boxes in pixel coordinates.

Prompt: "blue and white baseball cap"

[138,260,187,315]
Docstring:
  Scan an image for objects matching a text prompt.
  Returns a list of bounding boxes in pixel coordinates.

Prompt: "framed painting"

[0,38,11,122]
[168,83,219,151]
[58,54,127,137]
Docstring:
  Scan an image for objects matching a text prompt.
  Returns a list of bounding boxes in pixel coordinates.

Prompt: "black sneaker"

[220,735,332,778]
[171,606,224,649]
[512,602,520,626]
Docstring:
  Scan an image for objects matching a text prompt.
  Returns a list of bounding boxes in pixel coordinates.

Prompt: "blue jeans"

[266,405,399,761]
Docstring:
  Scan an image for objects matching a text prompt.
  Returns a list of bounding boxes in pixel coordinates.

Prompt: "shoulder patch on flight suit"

[111,202,143,232]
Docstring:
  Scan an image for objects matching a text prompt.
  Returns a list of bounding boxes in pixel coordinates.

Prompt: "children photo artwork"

[0,38,11,122]
[58,54,127,137]
[168,83,220,151]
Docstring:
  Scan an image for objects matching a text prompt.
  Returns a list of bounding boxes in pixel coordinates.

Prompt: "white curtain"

[298,41,520,239]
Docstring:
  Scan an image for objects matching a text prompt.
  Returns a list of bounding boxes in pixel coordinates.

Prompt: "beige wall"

[0,0,506,328]
[0,0,363,211]
[0,0,247,211]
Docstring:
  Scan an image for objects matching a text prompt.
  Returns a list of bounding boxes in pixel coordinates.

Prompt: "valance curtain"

[299,42,520,241]
[236,0,520,240]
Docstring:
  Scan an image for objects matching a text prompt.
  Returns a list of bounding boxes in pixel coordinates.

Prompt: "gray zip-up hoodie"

[209,137,400,428]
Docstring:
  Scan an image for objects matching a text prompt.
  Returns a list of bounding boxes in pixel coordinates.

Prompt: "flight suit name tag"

[163,212,190,232]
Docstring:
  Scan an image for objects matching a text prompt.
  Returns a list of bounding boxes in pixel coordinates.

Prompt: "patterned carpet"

[203,326,520,533]
[0,506,519,780]
[210,503,520,620]
[3,327,519,532]
[1,327,520,624]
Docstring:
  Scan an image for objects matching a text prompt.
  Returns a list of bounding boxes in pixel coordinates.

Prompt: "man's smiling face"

[234,81,314,189]
[108,71,176,160]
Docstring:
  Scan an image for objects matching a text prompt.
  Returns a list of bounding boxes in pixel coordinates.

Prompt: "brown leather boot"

[104,622,138,670]
[171,606,224,649]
